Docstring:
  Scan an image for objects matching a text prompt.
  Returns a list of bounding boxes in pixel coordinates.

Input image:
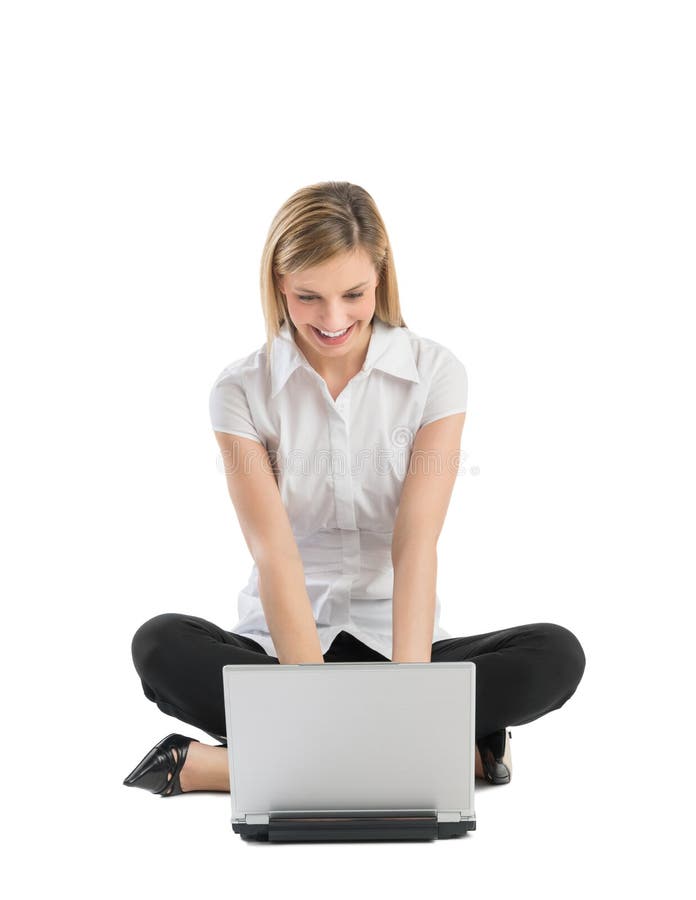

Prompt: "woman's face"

[277,247,378,369]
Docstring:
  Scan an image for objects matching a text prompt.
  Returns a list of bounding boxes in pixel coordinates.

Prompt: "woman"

[123,181,586,797]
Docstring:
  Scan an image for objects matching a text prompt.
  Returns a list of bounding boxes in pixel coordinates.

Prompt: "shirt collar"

[270,315,420,399]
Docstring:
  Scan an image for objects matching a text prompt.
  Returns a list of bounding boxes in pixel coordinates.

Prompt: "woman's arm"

[391,413,466,662]
[214,431,324,664]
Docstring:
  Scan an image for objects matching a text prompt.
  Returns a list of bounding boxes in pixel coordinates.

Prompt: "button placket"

[335,389,350,421]
[322,381,357,624]
[329,413,355,530]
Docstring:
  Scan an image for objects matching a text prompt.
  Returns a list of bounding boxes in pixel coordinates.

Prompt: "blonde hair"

[259,181,406,371]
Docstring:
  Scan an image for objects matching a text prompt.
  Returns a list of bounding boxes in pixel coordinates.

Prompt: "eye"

[297,292,364,302]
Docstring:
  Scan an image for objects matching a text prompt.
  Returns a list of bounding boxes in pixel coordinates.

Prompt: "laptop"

[222,659,477,842]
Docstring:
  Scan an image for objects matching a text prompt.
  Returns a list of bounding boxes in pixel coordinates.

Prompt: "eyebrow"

[294,280,369,294]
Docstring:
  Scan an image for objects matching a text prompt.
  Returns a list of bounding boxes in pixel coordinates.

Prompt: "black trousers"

[130,614,586,743]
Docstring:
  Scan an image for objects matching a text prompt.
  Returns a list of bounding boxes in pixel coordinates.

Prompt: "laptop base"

[233,814,476,842]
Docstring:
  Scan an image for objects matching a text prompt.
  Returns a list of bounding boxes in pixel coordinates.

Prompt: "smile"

[311,322,357,345]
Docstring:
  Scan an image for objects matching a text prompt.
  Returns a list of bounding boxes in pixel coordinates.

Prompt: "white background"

[2,0,693,896]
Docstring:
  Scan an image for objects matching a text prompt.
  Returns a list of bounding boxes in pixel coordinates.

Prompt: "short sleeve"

[419,347,468,429]
[209,365,265,446]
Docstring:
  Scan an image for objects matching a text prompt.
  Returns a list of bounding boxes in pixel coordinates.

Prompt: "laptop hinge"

[266,812,439,842]
[437,810,466,823]
[238,814,269,825]
[237,810,469,826]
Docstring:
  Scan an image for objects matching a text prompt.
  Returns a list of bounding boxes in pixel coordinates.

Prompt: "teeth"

[317,326,349,337]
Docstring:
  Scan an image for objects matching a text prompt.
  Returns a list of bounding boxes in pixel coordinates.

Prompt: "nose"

[316,321,351,331]
[315,300,353,332]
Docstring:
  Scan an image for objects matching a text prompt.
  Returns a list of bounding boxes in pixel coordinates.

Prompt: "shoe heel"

[477,727,512,785]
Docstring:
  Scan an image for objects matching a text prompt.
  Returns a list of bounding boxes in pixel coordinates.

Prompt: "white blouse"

[209,315,468,660]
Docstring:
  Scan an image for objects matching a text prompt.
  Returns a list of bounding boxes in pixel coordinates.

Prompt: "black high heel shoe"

[476,728,513,784]
[123,733,200,797]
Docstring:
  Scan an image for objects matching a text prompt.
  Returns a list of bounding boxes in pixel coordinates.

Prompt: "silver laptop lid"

[222,661,476,823]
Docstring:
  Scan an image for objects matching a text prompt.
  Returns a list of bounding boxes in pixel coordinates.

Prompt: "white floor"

[20,687,682,900]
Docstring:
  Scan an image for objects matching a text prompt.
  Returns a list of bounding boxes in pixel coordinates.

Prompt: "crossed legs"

[131,615,586,791]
